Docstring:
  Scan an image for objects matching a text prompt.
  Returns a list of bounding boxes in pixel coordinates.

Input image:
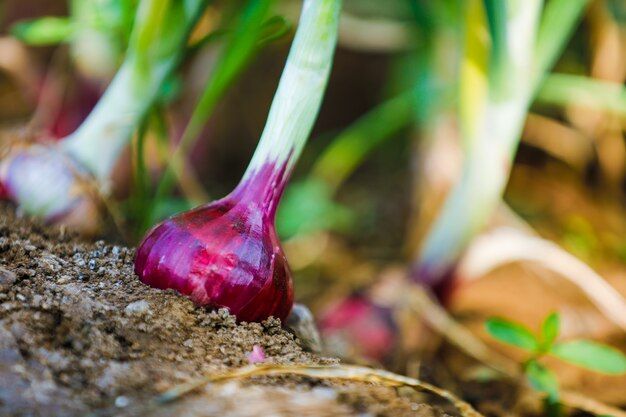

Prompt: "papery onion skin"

[319,294,396,362]
[135,164,294,323]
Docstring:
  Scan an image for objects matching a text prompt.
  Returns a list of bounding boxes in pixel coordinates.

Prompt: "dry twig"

[157,363,484,417]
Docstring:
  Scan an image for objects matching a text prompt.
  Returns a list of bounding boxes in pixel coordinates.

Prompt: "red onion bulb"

[135,164,294,322]
[134,0,341,323]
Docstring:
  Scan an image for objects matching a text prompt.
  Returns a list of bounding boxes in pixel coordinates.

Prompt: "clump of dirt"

[0,204,452,417]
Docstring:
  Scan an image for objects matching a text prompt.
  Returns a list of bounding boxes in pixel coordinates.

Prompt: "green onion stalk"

[11,0,136,81]
[152,0,284,211]
[411,0,590,289]
[0,0,208,234]
[68,0,137,80]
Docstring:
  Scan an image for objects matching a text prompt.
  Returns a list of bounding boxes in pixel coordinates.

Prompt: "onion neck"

[236,0,341,220]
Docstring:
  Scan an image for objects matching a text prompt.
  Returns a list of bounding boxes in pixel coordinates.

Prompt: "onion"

[410,0,586,288]
[319,294,396,362]
[135,167,295,322]
[0,0,206,233]
[135,0,342,322]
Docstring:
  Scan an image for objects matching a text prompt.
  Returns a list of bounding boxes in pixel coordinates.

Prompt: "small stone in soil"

[125,300,151,316]
[0,266,17,291]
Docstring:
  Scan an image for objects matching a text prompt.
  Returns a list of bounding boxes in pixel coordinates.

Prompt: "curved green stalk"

[413,0,548,284]
[534,0,589,88]
[536,73,626,116]
[243,0,341,182]
[484,0,508,94]
[276,91,413,238]
[311,91,414,191]
[414,0,591,285]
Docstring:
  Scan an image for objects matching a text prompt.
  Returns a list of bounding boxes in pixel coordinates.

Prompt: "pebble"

[125,300,151,316]
[311,387,338,400]
[32,295,43,306]
[0,267,17,291]
[57,276,71,285]
[115,396,129,408]
[88,259,97,270]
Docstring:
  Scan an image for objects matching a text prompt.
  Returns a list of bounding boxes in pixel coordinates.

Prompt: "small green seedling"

[486,313,626,414]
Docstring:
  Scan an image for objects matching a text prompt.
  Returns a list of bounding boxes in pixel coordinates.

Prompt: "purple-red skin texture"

[0,181,8,199]
[45,77,101,140]
[135,163,294,323]
[411,263,457,303]
[319,294,396,362]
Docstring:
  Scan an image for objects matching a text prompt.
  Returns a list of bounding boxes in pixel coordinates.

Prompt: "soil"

[0,203,453,417]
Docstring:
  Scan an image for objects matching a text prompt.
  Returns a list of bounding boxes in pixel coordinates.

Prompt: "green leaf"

[11,17,75,45]
[277,179,354,239]
[526,360,560,402]
[536,73,626,116]
[534,0,589,86]
[149,197,194,225]
[483,0,508,92]
[551,340,626,375]
[311,91,414,191]
[485,318,539,352]
[606,0,626,24]
[155,0,275,201]
[540,312,560,349]
[258,15,292,46]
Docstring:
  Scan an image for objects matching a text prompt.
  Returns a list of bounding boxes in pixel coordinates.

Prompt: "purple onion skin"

[0,181,8,199]
[0,143,101,234]
[319,294,396,362]
[410,263,457,302]
[135,163,294,323]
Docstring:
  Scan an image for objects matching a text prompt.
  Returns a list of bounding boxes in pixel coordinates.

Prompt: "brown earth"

[0,204,454,417]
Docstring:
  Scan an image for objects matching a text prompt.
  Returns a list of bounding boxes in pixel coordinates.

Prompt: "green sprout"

[486,313,626,414]
[11,0,137,79]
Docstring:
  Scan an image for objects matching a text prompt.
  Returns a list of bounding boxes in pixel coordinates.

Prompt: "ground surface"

[0,204,452,417]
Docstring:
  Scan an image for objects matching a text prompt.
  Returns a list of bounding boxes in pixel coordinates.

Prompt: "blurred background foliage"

[1,0,626,407]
